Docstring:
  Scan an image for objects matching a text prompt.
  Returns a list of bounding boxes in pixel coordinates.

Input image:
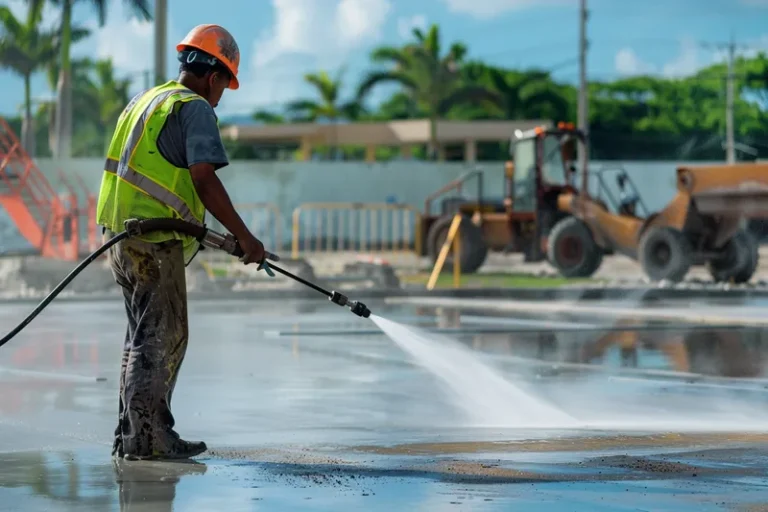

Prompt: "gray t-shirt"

[124,90,229,170]
[156,98,229,171]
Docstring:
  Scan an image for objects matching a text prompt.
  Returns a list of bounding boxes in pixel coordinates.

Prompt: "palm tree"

[0,2,61,155]
[356,24,501,159]
[488,68,571,122]
[29,0,152,159]
[83,59,132,152]
[286,70,364,122]
[252,110,286,124]
[39,52,91,155]
[287,70,365,160]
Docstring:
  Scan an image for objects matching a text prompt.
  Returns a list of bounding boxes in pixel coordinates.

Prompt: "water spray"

[0,217,371,350]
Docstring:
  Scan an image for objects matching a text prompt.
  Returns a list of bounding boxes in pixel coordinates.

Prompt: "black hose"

[0,216,370,349]
[0,230,129,350]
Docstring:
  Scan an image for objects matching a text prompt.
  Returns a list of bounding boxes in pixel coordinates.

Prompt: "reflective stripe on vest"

[103,88,202,225]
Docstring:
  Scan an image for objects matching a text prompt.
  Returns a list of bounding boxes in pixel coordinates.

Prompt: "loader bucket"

[679,164,768,218]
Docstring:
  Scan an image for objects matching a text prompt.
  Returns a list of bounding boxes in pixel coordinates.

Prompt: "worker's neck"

[178,73,206,98]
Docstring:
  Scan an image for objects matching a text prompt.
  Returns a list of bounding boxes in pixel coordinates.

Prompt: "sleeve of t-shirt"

[178,99,230,170]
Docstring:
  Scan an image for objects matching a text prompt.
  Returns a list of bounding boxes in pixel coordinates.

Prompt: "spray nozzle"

[349,300,371,318]
[329,291,371,318]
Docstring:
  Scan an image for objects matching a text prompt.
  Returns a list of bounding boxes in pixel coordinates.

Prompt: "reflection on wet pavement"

[0,299,767,510]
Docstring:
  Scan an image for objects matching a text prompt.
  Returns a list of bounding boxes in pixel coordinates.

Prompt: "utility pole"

[577,0,589,190]
[154,0,167,86]
[702,36,747,163]
[725,36,736,164]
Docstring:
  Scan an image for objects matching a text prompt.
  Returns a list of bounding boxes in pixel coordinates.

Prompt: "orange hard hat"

[176,24,240,90]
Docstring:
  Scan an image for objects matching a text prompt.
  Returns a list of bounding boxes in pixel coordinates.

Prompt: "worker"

[96,24,266,461]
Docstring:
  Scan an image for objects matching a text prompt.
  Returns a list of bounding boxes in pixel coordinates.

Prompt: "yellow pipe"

[453,227,461,288]
[291,207,302,259]
[427,214,462,290]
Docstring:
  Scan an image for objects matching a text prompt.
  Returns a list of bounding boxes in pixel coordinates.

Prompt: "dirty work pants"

[105,229,189,458]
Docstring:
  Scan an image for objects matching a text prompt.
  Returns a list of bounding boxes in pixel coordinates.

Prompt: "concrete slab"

[0,299,767,510]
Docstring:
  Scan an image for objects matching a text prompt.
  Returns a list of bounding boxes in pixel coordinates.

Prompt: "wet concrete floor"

[0,298,767,510]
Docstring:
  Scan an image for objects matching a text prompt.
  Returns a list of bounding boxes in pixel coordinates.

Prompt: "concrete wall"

[0,158,721,252]
[38,157,709,211]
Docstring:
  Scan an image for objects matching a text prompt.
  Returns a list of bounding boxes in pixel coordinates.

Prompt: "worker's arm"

[188,163,249,240]
[180,100,264,262]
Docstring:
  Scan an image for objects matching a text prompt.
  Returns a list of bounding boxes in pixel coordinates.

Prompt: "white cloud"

[397,14,427,40]
[614,48,655,76]
[219,0,392,114]
[661,37,702,78]
[252,0,391,68]
[613,37,721,79]
[440,0,572,19]
[88,14,154,74]
[337,0,392,45]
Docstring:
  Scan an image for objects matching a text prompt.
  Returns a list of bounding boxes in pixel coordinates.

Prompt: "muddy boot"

[123,427,207,461]
[123,438,207,461]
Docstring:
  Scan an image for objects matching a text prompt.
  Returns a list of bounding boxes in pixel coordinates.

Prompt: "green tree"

[84,59,132,152]
[488,68,572,122]
[252,110,286,124]
[286,70,364,122]
[39,54,91,154]
[0,2,61,155]
[356,24,502,159]
[29,0,151,159]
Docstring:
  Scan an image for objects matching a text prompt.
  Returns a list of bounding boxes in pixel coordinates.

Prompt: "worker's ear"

[210,70,231,89]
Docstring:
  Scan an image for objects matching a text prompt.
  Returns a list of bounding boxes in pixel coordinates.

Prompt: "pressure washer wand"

[195,222,371,318]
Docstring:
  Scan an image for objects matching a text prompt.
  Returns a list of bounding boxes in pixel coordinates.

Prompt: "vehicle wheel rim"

[557,235,583,267]
[652,242,671,267]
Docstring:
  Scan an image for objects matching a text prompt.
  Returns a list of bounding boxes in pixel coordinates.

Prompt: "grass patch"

[400,272,598,288]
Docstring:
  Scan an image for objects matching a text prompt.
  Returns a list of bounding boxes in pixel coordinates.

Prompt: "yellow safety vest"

[96,80,208,264]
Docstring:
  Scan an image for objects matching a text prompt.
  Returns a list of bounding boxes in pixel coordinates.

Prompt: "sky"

[1,0,767,118]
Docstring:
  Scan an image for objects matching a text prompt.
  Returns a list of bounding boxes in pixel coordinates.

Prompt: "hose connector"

[200,229,239,255]
[329,291,371,318]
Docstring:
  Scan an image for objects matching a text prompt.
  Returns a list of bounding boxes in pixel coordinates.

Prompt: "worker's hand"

[237,232,266,265]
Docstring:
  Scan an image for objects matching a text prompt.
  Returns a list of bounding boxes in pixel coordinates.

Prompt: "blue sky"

[1,0,767,118]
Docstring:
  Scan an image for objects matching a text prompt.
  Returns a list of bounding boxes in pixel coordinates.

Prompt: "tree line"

[2,5,767,162]
[248,25,768,162]
[0,0,150,159]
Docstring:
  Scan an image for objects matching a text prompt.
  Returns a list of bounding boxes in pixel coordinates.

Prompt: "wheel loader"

[421,122,766,283]
[418,123,580,273]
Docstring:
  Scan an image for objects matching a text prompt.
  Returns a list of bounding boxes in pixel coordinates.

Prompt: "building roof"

[220,119,553,145]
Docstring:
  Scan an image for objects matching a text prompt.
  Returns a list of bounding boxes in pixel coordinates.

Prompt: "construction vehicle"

[419,122,580,273]
[422,121,768,283]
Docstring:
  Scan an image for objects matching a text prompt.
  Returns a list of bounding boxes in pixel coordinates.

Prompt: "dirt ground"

[299,247,768,284]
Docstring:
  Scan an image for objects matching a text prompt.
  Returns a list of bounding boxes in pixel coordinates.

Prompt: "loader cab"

[508,123,581,214]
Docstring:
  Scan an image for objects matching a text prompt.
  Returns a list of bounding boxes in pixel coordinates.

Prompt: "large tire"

[708,229,759,283]
[547,217,603,278]
[426,215,488,274]
[638,227,691,282]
